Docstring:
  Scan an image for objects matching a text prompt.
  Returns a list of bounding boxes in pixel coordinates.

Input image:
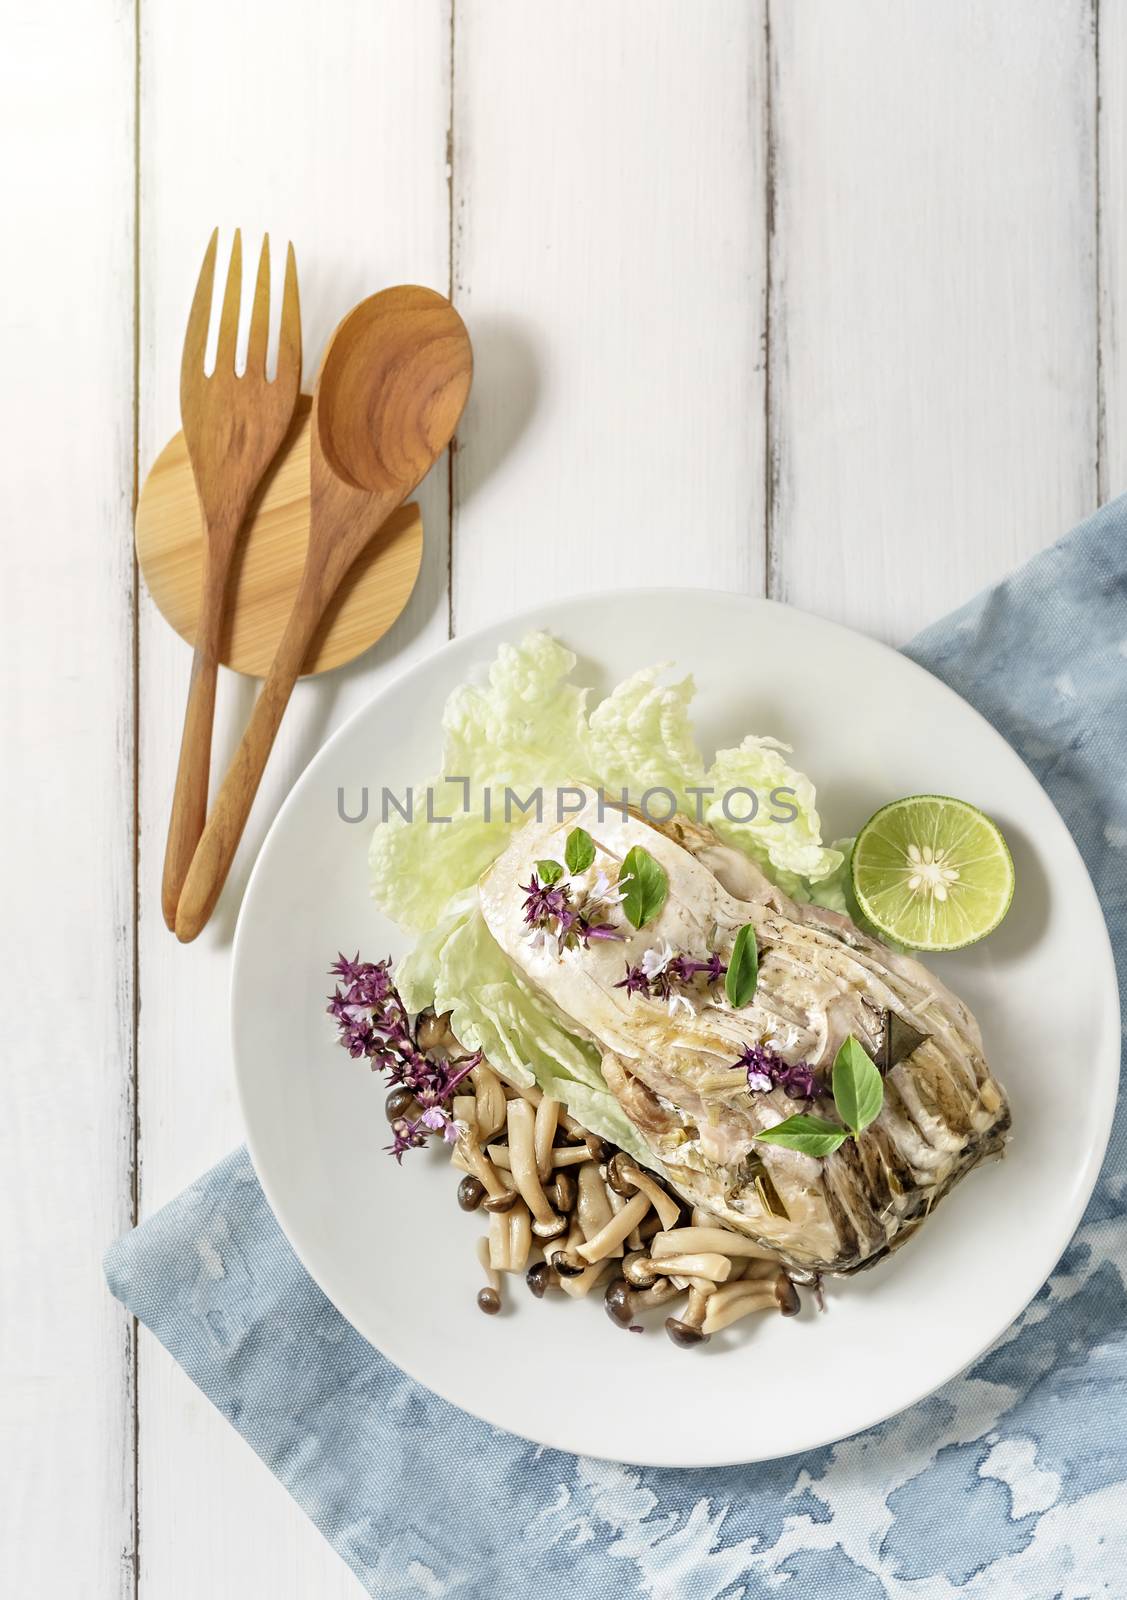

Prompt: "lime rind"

[850,794,1014,953]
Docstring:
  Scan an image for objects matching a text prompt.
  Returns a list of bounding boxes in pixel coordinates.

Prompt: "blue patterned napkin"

[106,499,1127,1598]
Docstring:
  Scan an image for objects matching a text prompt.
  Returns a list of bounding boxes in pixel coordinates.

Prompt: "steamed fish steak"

[478,788,1010,1275]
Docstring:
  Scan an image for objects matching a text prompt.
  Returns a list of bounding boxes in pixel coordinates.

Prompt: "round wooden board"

[135,394,424,677]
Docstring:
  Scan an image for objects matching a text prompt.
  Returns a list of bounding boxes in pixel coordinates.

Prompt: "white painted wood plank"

[0,3,137,1596]
[136,2,451,1596]
[770,0,1097,643]
[1100,0,1127,499]
[452,0,768,634]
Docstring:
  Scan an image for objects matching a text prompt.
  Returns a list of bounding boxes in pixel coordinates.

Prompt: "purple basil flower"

[615,963,651,997]
[385,1116,429,1163]
[520,874,572,930]
[733,1043,818,1100]
[777,1061,817,1100]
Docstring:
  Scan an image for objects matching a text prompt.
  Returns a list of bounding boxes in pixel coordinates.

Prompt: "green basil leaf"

[564,826,596,875]
[831,1034,884,1134]
[536,859,564,886]
[724,923,759,1008]
[754,1114,848,1157]
[620,846,668,929]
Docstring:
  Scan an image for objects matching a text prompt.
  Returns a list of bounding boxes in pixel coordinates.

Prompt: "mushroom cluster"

[438,1056,803,1346]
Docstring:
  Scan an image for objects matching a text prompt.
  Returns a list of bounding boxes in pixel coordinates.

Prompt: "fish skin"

[478,788,1010,1275]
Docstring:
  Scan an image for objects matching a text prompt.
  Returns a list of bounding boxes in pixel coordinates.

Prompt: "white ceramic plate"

[232,591,1119,1467]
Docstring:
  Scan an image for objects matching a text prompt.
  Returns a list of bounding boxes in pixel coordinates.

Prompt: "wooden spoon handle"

[160,545,233,928]
[173,577,324,943]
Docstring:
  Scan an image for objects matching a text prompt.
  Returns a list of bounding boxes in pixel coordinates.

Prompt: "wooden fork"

[161,229,301,929]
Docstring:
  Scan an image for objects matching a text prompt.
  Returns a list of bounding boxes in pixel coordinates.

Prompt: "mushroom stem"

[665,1284,713,1347]
[506,1098,566,1237]
[487,1209,510,1272]
[507,1080,582,1135]
[471,1062,507,1141]
[533,1096,561,1181]
[649,1252,732,1282]
[507,1201,532,1273]
[485,1142,590,1170]
[632,1278,682,1310]
[576,1161,618,1255]
[476,1232,502,1291]
[559,1258,613,1299]
[651,1227,778,1261]
[701,1281,777,1335]
[455,1127,511,1201]
[452,1095,478,1132]
[618,1167,680,1232]
[576,1191,650,1263]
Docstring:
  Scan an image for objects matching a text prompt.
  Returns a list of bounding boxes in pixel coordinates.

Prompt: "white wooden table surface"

[3,2,1123,1594]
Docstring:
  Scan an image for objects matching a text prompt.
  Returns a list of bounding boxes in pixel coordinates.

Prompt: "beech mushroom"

[487,1210,510,1273]
[651,1226,777,1261]
[485,1141,589,1170]
[546,1170,577,1215]
[700,1279,777,1335]
[576,1161,618,1255]
[384,1087,418,1123]
[416,1008,457,1053]
[525,1260,555,1298]
[617,1166,681,1233]
[604,1277,634,1328]
[533,1095,561,1180]
[457,1175,485,1212]
[559,1258,613,1299]
[507,1200,532,1273]
[470,1061,507,1141]
[665,1284,712,1347]
[774,1270,801,1316]
[631,1277,681,1310]
[622,1251,658,1288]
[506,1098,567,1239]
[455,1122,513,1203]
[605,1151,639,1196]
[476,1234,503,1313]
[575,1191,650,1263]
[649,1251,732,1282]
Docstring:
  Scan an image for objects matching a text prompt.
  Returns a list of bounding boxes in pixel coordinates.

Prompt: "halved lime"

[850,795,1014,952]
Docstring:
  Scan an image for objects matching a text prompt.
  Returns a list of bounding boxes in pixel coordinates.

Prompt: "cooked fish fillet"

[478,787,1010,1275]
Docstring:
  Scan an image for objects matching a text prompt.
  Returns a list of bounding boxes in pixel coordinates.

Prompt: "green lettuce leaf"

[702,734,842,886]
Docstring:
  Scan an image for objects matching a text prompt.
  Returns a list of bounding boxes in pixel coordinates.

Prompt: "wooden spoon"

[173,285,472,942]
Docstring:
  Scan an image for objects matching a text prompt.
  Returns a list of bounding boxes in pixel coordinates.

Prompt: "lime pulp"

[850,795,1014,952]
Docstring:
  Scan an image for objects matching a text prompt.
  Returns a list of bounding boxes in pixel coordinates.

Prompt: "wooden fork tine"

[180,227,218,393]
[276,241,302,391]
[246,234,271,377]
[214,227,243,373]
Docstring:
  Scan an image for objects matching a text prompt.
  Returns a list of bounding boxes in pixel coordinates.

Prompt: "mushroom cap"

[665,1316,710,1347]
[553,1249,587,1277]
[622,1250,658,1288]
[774,1271,801,1316]
[531,1212,568,1240]
[525,1260,554,1299]
[483,1189,519,1213]
[606,1151,639,1196]
[457,1175,486,1212]
[476,1286,502,1315]
[603,1277,634,1327]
